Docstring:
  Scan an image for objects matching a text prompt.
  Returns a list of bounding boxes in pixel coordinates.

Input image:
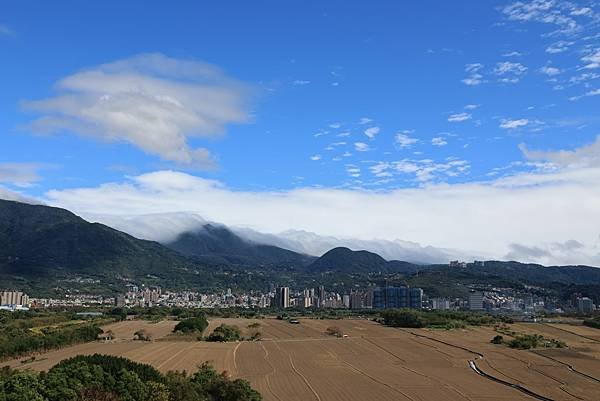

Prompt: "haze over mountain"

[2,199,600,301]
[0,199,199,287]
[79,211,476,264]
[166,224,314,267]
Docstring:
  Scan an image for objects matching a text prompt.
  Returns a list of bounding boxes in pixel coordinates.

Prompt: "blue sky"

[2,1,600,264]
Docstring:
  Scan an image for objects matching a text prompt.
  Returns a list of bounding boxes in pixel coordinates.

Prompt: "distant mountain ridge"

[1,199,599,297]
[308,247,420,273]
[166,224,314,267]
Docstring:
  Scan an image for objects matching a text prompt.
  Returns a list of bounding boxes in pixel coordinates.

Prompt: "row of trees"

[380,309,510,329]
[583,317,600,329]
[0,323,102,360]
[173,317,261,342]
[490,333,566,349]
[0,354,261,401]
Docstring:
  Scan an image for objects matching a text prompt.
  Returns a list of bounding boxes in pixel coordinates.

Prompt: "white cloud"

[395,132,419,148]
[582,49,600,69]
[464,104,479,110]
[447,112,472,122]
[42,161,600,266]
[462,63,484,86]
[358,117,372,125]
[568,88,600,101]
[502,0,580,35]
[235,228,465,264]
[0,186,40,204]
[546,40,573,54]
[23,53,253,168]
[570,7,592,16]
[503,51,523,57]
[292,80,311,86]
[369,162,393,177]
[369,158,469,183]
[0,163,44,187]
[540,66,561,76]
[520,134,600,168]
[364,126,380,139]
[431,137,448,146]
[310,154,322,161]
[568,72,599,84]
[500,118,529,129]
[346,165,361,177]
[329,122,341,129]
[494,61,527,83]
[354,142,371,152]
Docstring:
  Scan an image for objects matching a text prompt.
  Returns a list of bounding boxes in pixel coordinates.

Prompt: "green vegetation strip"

[0,354,261,401]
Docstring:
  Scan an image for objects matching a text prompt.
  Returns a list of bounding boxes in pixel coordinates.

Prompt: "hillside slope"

[0,199,203,292]
[167,224,314,267]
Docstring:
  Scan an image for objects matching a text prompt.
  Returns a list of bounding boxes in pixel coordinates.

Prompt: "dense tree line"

[0,322,102,360]
[0,354,261,401]
[380,309,511,329]
[583,317,600,329]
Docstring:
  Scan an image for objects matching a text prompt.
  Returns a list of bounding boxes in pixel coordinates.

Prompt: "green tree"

[491,335,504,344]
[206,325,241,342]
[2,371,46,401]
[173,316,209,334]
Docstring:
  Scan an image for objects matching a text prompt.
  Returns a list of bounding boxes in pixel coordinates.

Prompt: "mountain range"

[1,199,600,298]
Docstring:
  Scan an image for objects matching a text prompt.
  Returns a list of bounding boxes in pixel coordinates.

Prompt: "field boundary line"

[272,341,321,401]
[541,324,600,344]
[530,350,600,385]
[324,348,419,401]
[399,328,556,401]
[233,342,241,374]
[156,343,192,370]
[258,342,283,401]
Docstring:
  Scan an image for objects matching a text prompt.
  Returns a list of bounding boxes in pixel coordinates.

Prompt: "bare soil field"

[102,319,178,340]
[4,318,600,401]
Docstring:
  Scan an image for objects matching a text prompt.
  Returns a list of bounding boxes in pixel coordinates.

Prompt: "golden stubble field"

[4,318,600,401]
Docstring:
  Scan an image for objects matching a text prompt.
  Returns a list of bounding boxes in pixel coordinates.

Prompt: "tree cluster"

[0,354,261,401]
[0,323,102,360]
[583,317,600,329]
[380,309,511,330]
[507,334,566,350]
[206,325,241,342]
[173,316,209,334]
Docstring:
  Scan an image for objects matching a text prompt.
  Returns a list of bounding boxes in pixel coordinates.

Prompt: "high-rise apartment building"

[0,291,29,306]
[372,286,423,309]
[274,287,290,308]
[469,291,484,311]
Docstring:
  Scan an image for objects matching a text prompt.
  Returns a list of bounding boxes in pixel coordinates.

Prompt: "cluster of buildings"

[116,284,163,307]
[0,290,30,311]
[6,282,596,316]
[426,289,598,315]
[273,285,424,310]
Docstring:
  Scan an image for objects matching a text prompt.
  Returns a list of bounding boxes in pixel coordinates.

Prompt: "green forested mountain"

[1,199,600,298]
[308,247,419,273]
[0,199,209,293]
[167,224,314,267]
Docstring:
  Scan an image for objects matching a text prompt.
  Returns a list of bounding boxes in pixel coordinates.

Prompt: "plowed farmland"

[4,318,600,400]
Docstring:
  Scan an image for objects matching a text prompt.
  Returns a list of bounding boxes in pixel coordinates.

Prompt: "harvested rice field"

[4,318,600,401]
